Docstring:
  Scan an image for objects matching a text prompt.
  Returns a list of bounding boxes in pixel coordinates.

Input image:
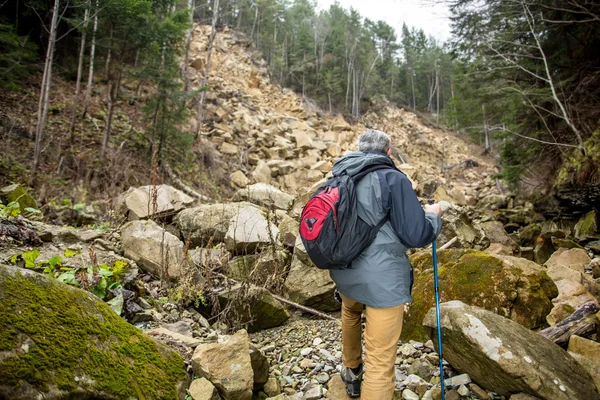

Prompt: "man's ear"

[386,148,392,156]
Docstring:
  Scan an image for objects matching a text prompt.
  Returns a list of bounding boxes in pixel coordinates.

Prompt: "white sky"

[316,0,453,42]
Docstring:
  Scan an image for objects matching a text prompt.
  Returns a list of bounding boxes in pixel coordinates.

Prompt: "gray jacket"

[330,152,442,308]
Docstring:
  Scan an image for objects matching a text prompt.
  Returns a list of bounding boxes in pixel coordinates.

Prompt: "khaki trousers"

[341,294,404,400]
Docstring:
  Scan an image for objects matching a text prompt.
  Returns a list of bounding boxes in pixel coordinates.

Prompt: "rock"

[403,250,558,341]
[264,376,281,397]
[189,377,221,400]
[147,327,203,348]
[224,255,259,281]
[224,206,280,253]
[250,344,270,389]
[0,264,186,399]
[545,248,592,273]
[122,219,193,281]
[445,373,471,386]
[253,160,273,184]
[518,224,541,247]
[508,394,541,400]
[477,221,518,253]
[440,207,486,249]
[303,385,323,400]
[548,279,598,325]
[469,383,490,400]
[326,375,351,399]
[0,183,37,212]
[534,238,556,265]
[479,194,508,210]
[284,237,339,312]
[402,389,420,400]
[221,142,239,155]
[231,171,250,188]
[575,211,599,241]
[278,214,298,248]
[568,335,600,392]
[294,130,313,149]
[175,202,258,247]
[192,330,254,400]
[163,320,194,336]
[445,390,460,400]
[217,284,290,332]
[423,301,600,400]
[233,183,294,211]
[116,184,193,220]
[551,237,583,249]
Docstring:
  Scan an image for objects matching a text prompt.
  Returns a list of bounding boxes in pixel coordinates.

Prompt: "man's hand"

[424,203,442,217]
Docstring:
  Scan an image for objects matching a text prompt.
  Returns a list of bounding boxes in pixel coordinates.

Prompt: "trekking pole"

[429,200,445,400]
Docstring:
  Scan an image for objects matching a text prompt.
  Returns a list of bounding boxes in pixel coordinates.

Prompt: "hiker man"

[331,129,443,399]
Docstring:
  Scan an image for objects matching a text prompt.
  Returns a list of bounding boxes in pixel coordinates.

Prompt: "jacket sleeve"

[381,170,442,248]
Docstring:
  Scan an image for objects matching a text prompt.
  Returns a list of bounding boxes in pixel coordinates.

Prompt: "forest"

[1,0,599,194]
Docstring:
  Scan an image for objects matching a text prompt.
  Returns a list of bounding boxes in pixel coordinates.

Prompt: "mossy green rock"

[403,250,558,342]
[575,210,599,241]
[0,264,186,399]
[0,183,37,211]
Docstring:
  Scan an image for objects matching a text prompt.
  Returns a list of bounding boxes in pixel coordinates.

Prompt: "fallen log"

[539,301,600,346]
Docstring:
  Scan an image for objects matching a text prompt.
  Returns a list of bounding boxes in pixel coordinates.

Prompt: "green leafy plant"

[0,200,21,218]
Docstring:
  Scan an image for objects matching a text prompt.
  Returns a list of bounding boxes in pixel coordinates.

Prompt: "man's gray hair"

[358,130,391,153]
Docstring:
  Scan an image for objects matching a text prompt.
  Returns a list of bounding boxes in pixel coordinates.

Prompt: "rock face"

[477,221,518,253]
[116,184,194,220]
[575,210,598,241]
[423,301,600,400]
[225,206,280,253]
[122,219,191,280]
[404,250,558,341]
[283,237,339,311]
[0,264,186,400]
[545,248,592,272]
[233,183,294,211]
[175,202,257,246]
[0,183,37,211]
[192,330,254,400]
[217,285,290,333]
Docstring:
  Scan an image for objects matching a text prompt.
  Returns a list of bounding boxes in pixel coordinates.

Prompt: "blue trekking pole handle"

[429,200,445,400]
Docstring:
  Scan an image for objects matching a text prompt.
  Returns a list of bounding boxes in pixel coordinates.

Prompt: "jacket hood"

[332,151,396,177]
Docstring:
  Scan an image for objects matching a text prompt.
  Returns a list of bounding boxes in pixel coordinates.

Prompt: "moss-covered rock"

[575,210,599,241]
[403,250,558,342]
[0,264,186,399]
[217,284,289,333]
[0,183,37,212]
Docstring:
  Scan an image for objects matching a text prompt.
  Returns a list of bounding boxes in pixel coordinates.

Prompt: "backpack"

[299,163,394,270]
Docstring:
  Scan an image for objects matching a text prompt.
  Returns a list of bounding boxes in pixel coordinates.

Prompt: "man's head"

[358,130,391,156]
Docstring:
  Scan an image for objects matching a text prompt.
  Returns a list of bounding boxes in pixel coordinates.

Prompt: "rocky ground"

[1,23,600,400]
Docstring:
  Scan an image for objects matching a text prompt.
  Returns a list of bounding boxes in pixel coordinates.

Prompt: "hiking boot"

[340,363,364,398]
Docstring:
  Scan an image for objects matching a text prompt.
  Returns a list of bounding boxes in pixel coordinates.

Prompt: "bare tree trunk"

[33,0,60,177]
[105,26,113,76]
[101,65,121,158]
[82,0,98,119]
[411,69,416,111]
[436,65,440,125]
[482,103,490,152]
[68,3,90,141]
[250,4,258,41]
[195,0,220,136]
[183,0,195,93]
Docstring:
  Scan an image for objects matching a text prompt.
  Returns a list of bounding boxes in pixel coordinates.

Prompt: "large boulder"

[439,207,487,249]
[191,330,254,400]
[175,202,258,247]
[423,301,600,400]
[0,264,186,399]
[116,184,194,220]
[477,221,519,253]
[545,248,592,273]
[403,250,558,341]
[225,206,280,253]
[283,237,339,312]
[122,219,192,281]
[0,183,37,212]
[217,284,290,333]
[233,183,294,211]
[546,279,598,325]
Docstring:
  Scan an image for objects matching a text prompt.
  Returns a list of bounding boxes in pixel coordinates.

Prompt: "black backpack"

[299,163,394,269]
